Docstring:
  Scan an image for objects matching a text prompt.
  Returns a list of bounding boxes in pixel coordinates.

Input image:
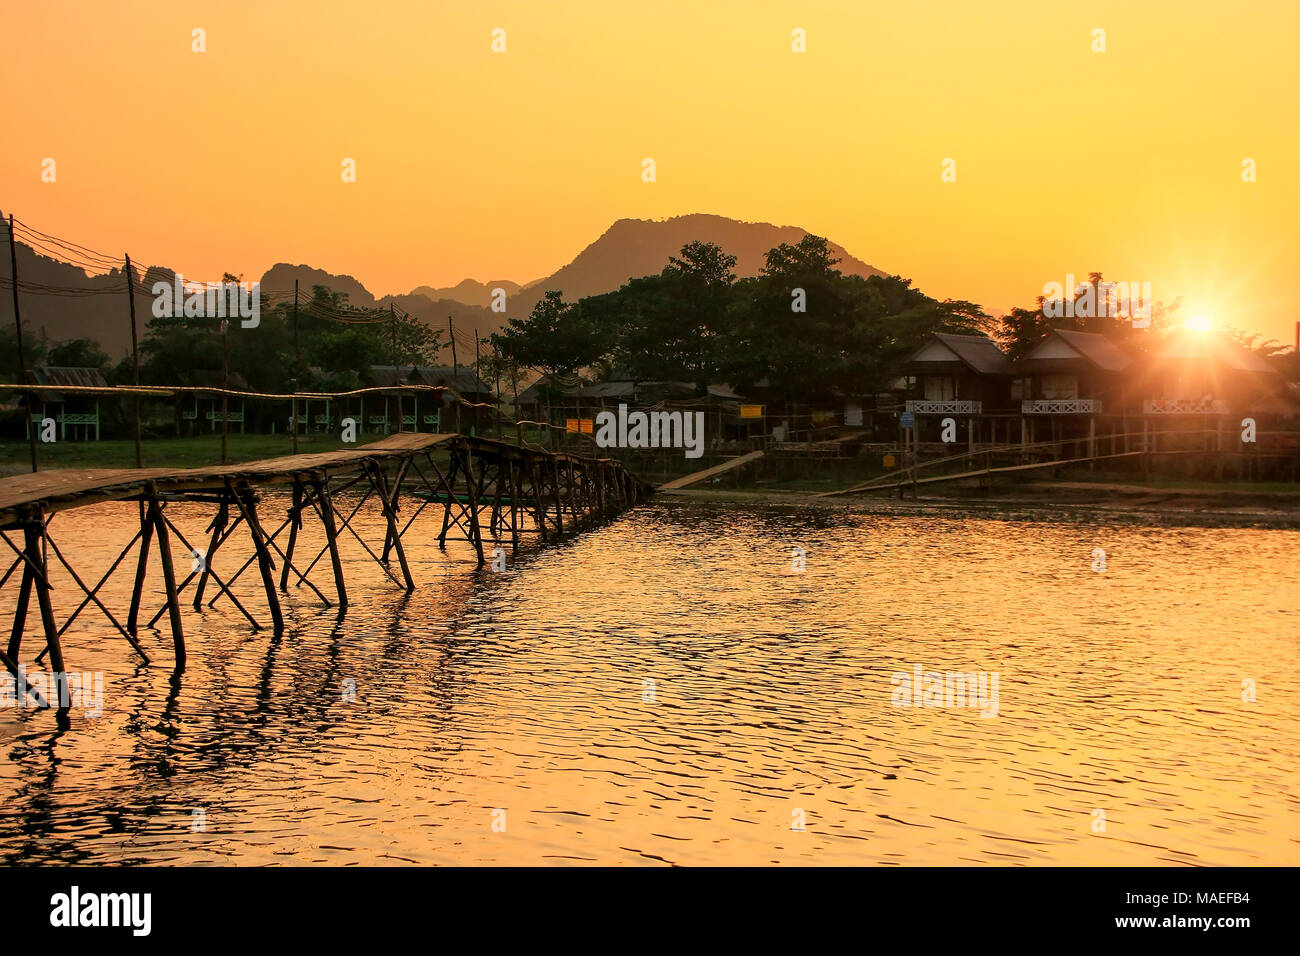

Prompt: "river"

[1,495,1296,865]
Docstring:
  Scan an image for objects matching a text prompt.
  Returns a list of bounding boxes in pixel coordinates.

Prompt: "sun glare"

[1184,314,1213,332]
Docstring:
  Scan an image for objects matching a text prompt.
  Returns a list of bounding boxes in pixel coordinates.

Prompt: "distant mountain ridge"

[1,214,886,358]
[510,214,885,313]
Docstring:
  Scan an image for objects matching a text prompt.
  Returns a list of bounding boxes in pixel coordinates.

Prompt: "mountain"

[262,263,503,349]
[410,278,524,309]
[0,246,140,359]
[1,214,886,360]
[506,214,885,314]
[261,263,377,307]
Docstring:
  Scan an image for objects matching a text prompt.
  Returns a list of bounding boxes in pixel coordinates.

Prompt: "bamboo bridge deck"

[0,434,652,722]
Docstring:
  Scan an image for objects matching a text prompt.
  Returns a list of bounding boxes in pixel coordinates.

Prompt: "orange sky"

[2,0,1296,344]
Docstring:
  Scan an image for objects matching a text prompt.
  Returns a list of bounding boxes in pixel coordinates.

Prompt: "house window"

[923,376,956,401]
[1040,374,1078,400]
[1010,378,1025,401]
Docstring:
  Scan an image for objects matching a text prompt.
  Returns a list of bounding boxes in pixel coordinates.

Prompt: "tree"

[0,325,47,382]
[46,337,110,370]
[493,290,603,378]
[990,272,1181,358]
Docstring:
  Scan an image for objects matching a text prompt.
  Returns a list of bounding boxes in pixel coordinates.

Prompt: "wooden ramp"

[0,432,459,525]
[659,451,765,490]
[820,451,1145,497]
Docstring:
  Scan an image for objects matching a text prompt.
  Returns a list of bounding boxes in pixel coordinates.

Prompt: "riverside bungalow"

[1135,331,1295,459]
[900,333,1013,446]
[22,366,108,441]
[1010,329,1132,449]
[361,365,496,434]
[178,370,248,436]
[517,377,753,452]
[1139,331,1282,419]
[361,365,409,434]
[409,366,497,433]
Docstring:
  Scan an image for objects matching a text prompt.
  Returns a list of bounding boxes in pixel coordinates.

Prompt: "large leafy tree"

[492,290,604,378]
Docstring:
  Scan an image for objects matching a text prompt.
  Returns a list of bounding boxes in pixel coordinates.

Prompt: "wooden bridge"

[0,434,652,720]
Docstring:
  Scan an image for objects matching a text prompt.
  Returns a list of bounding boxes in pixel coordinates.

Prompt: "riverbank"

[659,478,1300,527]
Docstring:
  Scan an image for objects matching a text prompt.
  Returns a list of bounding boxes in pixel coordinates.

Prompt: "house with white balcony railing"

[22,365,107,441]
[1006,329,1134,449]
[897,333,1015,446]
[905,399,982,416]
[1021,398,1104,415]
[1142,397,1230,415]
[1137,331,1286,423]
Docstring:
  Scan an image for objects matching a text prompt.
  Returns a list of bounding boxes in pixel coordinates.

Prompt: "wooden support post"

[565,460,579,522]
[461,450,486,566]
[508,457,522,553]
[232,482,284,632]
[6,558,33,662]
[436,452,461,550]
[1142,417,1151,481]
[311,476,348,608]
[24,522,69,717]
[487,461,504,538]
[145,486,186,670]
[280,480,305,591]
[524,457,547,541]
[194,498,228,609]
[127,501,155,638]
[550,458,565,534]
[371,462,416,589]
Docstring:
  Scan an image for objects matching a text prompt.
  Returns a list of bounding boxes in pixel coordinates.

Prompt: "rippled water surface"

[1,495,1296,865]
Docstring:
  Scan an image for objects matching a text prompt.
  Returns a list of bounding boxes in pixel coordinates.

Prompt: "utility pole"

[124,254,142,467]
[510,348,521,447]
[390,303,400,431]
[491,341,502,440]
[389,303,397,366]
[220,317,229,464]
[474,328,481,437]
[292,279,300,453]
[448,315,460,433]
[5,214,38,472]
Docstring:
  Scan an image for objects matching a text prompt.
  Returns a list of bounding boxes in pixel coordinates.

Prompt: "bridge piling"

[144,484,187,671]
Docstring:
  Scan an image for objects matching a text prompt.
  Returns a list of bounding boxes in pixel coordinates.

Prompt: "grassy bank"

[0,434,352,477]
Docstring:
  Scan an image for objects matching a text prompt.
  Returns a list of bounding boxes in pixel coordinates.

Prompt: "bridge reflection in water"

[0,433,653,723]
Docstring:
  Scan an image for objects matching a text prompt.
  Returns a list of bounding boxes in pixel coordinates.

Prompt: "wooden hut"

[1010,330,1132,449]
[1138,331,1281,418]
[409,366,498,434]
[900,333,1013,446]
[23,366,108,440]
[177,370,249,436]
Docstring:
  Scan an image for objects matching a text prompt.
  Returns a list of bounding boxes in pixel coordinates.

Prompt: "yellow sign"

[739,404,764,419]
[566,419,593,434]
[884,454,896,468]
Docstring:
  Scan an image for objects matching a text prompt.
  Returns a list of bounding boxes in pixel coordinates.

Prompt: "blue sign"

[900,412,915,428]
